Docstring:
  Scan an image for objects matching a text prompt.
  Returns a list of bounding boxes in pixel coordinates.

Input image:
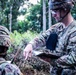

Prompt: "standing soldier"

[23,0,76,75]
[0,26,23,75]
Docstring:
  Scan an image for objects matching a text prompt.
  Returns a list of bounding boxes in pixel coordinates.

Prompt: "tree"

[0,0,25,31]
[17,0,42,33]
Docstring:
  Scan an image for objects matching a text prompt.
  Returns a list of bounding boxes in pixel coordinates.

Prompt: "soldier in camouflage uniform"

[23,0,76,75]
[0,26,23,75]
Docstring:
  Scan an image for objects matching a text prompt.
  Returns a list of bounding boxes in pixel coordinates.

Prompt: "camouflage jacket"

[30,20,76,67]
[0,58,23,75]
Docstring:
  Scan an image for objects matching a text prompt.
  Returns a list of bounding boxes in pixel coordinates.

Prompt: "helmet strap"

[58,9,70,22]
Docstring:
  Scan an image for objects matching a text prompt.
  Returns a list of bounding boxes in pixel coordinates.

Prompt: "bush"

[8,30,38,53]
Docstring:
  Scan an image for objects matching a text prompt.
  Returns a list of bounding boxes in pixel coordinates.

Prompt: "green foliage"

[26,4,41,32]
[10,30,38,45]
[0,0,25,29]
[72,4,76,20]
[9,30,38,53]
[26,3,42,33]
[17,1,42,33]
[12,20,29,33]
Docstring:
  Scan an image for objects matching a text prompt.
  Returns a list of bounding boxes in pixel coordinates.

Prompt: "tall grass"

[10,30,38,46]
[8,30,38,53]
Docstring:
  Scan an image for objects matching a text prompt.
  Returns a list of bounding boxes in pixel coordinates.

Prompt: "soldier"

[23,0,76,75]
[0,26,23,75]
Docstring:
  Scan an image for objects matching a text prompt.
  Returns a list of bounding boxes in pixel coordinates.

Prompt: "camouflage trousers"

[50,67,76,75]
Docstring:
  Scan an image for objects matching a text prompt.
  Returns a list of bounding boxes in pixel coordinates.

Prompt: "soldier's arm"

[29,23,64,50]
[29,29,52,50]
[56,31,76,66]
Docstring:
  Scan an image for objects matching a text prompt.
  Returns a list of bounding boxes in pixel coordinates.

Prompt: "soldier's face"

[51,10,65,22]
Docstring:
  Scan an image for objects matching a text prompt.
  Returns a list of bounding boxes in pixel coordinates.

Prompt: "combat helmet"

[0,26,10,47]
[49,0,74,10]
[49,0,75,22]
[0,26,10,57]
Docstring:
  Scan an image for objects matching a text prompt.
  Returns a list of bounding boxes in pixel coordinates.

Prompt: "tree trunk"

[48,1,52,28]
[9,5,12,33]
[43,0,46,32]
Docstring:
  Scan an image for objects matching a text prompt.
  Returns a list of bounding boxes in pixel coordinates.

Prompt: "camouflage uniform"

[0,26,23,75]
[29,20,76,75]
[0,58,23,75]
[0,26,10,47]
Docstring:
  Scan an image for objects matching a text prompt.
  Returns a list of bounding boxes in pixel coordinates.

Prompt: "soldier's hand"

[23,44,33,60]
[56,58,66,65]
